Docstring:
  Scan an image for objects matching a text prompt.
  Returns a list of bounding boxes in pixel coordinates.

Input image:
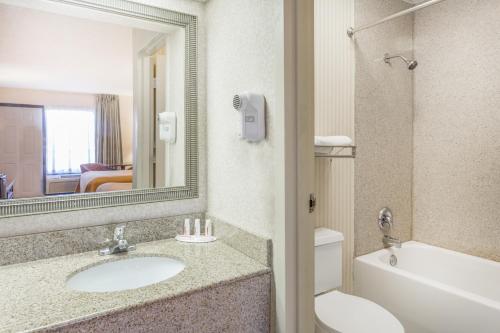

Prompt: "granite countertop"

[0,239,270,333]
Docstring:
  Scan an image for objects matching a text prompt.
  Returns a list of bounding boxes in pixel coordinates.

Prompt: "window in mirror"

[45,107,96,175]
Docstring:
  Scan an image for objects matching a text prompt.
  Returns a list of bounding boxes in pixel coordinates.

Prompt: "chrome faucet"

[378,207,402,249]
[378,207,393,233]
[99,224,136,256]
[383,235,402,248]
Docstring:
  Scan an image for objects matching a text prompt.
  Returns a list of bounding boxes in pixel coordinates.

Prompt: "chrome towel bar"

[315,145,356,159]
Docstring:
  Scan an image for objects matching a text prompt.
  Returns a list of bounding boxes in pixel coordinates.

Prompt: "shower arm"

[384,54,410,65]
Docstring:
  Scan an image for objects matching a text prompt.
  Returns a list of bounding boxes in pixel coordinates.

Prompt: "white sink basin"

[66,256,185,292]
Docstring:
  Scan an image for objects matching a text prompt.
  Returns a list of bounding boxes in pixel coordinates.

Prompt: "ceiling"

[0,3,152,95]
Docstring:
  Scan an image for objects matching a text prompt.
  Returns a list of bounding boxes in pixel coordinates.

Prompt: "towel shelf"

[315,145,356,159]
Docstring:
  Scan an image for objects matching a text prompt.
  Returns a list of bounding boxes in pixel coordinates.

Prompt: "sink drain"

[390,254,398,266]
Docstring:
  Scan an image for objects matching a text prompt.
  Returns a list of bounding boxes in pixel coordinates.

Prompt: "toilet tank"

[315,228,344,295]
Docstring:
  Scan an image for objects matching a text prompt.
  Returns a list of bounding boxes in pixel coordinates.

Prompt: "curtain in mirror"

[95,94,123,166]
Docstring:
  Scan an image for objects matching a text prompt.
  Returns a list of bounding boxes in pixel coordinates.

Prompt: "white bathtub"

[354,241,500,333]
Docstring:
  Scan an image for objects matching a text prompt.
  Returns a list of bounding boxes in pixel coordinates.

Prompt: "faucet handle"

[113,224,126,241]
[378,207,393,233]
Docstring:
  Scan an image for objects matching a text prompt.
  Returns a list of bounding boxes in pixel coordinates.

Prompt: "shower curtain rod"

[347,0,447,38]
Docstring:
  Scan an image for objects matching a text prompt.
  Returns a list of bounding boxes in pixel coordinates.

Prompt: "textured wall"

[354,0,414,256]
[205,0,282,239]
[314,0,355,292]
[413,0,500,261]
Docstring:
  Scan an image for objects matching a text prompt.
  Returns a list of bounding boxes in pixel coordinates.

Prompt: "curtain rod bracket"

[347,27,354,38]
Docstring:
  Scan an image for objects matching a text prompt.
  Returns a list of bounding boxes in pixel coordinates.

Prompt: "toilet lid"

[315,291,404,333]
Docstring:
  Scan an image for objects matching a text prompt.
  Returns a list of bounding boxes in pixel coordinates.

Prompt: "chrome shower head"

[407,59,418,70]
[384,53,418,70]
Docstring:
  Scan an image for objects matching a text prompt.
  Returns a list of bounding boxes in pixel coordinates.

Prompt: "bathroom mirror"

[0,0,198,217]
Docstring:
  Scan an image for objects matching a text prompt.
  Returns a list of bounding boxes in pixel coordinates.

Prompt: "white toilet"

[314,228,404,333]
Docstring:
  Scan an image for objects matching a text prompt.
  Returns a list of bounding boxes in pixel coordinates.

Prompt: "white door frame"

[294,0,315,330]
[133,34,166,189]
[275,0,315,332]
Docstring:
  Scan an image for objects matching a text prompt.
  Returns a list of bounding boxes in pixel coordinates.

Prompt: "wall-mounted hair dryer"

[232,92,266,142]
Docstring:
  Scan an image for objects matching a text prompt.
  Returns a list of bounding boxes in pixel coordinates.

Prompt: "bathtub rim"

[354,241,500,311]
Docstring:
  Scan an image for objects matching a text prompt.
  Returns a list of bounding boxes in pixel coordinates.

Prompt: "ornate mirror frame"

[0,0,198,218]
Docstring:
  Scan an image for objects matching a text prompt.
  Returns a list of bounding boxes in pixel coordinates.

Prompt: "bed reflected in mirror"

[0,1,186,200]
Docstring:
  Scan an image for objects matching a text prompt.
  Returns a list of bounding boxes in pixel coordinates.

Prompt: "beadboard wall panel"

[314,0,354,292]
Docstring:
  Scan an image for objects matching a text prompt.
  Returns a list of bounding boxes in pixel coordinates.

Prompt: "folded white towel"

[314,135,353,146]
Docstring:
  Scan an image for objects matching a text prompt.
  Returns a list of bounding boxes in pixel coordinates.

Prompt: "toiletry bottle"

[205,219,212,237]
[184,218,191,236]
[194,219,201,237]
[0,173,6,199]
[0,173,4,199]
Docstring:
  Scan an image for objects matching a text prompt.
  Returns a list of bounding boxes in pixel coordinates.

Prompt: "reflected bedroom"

[0,2,186,200]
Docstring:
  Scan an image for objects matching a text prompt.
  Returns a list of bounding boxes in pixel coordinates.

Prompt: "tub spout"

[383,235,401,248]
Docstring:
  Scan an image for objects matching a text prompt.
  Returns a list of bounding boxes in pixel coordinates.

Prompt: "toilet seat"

[315,291,404,333]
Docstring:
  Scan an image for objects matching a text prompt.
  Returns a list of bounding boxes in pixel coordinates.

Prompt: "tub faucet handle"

[378,207,393,233]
